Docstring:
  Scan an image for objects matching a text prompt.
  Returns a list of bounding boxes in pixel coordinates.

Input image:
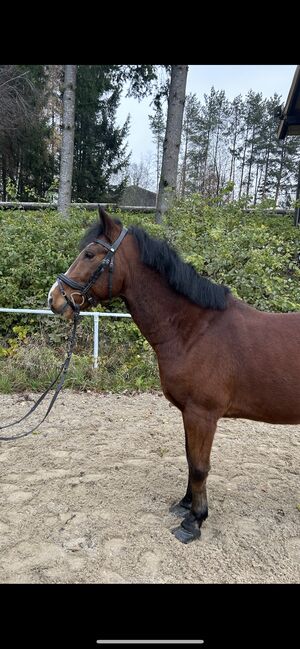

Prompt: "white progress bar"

[96,642,204,645]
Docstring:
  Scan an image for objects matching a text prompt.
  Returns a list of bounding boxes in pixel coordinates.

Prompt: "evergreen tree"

[224,95,244,199]
[242,91,265,199]
[178,93,203,195]
[177,86,300,207]
[149,104,166,194]
[199,87,229,196]
[72,65,130,202]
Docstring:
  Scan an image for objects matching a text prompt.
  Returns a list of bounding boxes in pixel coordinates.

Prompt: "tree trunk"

[229,125,237,198]
[155,65,188,223]
[261,129,272,199]
[180,130,189,197]
[16,154,22,198]
[156,138,160,195]
[202,127,211,195]
[213,124,221,196]
[253,163,260,204]
[246,127,255,198]
[274,142,285,206]
[58,65,77,216]
[238,122,250,199]
[294,158,300,226]
[1,154,7,201]
[229,131,237,183]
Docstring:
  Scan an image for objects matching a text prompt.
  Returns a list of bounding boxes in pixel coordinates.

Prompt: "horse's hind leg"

[172,406,217,544]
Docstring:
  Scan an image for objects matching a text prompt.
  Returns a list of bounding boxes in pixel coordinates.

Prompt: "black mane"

[130,227,230,310]
[80,219,230,310]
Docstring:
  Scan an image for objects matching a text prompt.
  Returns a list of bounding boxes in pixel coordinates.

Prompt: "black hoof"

[171,525,201,544]
[181,512,203,534]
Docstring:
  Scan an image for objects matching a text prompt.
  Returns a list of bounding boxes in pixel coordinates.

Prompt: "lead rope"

[0,312,80,441]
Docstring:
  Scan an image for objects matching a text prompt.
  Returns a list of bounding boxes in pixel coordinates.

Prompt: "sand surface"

[0,390,299,583]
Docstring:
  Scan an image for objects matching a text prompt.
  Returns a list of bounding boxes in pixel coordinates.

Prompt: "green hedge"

[166,194,300,312]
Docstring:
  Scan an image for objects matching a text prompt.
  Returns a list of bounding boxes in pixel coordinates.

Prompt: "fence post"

[0,307,131,369]
[93,313,99,369]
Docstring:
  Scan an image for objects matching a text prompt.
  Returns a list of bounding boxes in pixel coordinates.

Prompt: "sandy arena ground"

[0,390,299,583]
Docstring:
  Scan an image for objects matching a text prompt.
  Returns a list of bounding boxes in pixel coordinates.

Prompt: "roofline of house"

[277,65,300,140]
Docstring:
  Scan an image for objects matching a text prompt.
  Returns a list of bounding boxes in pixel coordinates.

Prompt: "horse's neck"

[121,264,198,350]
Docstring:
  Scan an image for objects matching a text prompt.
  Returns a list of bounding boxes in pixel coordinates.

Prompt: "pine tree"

[178,93,202,196]
[72,65,130,202]
[198,87,229,196]
[224,95,244,199]
[149,104,166,194]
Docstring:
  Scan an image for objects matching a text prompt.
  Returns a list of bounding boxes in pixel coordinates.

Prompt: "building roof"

[277,65,300,139]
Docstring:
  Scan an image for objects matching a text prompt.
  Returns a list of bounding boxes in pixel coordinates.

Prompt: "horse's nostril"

[48,295,53,306]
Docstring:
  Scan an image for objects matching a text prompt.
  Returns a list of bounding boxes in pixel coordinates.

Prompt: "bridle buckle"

[70,292,85,308]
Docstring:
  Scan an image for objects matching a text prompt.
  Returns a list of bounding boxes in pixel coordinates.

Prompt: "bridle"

[57,227,128,313]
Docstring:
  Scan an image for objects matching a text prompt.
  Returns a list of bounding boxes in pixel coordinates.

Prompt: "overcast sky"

[116,64,297,165]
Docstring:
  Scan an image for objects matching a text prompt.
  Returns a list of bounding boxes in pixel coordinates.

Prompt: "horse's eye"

[85,251,94,259]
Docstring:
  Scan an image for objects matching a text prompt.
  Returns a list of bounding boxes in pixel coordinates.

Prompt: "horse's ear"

[98,206,112,234]
[98,206,121,242]
[98,205,114,239]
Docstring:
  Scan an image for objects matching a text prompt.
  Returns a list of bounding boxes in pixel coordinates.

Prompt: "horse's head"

[48,208,128,319]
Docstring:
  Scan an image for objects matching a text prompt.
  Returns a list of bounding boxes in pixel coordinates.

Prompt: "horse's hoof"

[171,526,201,544]
[181,512,202,536]
[169,498,192,517]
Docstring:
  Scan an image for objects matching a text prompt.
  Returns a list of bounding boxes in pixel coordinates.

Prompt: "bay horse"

[48,207,299,543]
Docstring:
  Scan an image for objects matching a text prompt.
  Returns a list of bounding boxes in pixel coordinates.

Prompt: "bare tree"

[155,65,188,223]
[0,65,43,200]
[58,65,77,216]
[0,65,34,135]
[128,153,155,190]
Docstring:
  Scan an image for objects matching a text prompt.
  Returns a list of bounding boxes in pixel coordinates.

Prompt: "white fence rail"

[0,202,156,212]
[0,307,131,369]
[0,202,293,215]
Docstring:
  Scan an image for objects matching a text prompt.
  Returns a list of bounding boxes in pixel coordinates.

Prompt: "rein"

[0,311,80,441]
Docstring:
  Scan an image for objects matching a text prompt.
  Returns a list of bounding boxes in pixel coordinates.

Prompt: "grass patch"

[0,338,160,394]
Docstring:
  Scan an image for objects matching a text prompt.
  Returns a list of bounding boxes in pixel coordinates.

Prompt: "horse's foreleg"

[172,407,217,544]
[169,477,192,515]
[170,443,192,515]
[178,427,193,508]
[180,476,193,509]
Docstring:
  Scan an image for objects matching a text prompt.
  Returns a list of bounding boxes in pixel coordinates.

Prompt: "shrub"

[166,193,300,312]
